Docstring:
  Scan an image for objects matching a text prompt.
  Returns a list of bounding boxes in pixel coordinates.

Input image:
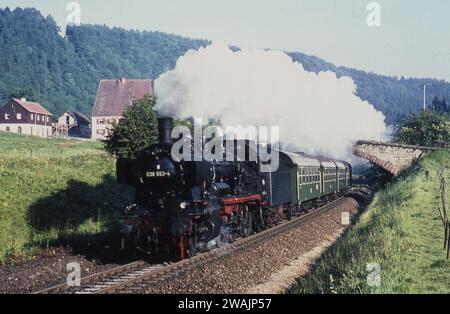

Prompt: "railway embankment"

[291,150,450,294]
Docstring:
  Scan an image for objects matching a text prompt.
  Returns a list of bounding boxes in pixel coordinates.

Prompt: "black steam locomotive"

[117,118,352,259]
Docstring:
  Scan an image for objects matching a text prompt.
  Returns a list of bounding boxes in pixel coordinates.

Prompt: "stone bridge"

[353,140,445,176]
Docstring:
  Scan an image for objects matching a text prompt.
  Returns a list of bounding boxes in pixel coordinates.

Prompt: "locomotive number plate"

[146,171,171,178]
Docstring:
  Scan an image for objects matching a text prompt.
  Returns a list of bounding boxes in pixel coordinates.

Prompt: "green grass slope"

[0,132,133,263]
[292,150,450,294]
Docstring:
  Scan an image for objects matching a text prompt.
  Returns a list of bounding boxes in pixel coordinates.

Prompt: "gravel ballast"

[136,196,364,294]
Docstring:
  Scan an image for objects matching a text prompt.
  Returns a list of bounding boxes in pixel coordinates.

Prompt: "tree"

[430,97,449,114]
[393,110,450,146]
[104,94,158,159]
[8,88,38,102]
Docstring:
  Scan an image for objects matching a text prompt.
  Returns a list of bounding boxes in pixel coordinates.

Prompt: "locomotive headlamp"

[180,202,189,209]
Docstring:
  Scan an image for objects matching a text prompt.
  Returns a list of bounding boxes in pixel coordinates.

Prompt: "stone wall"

[353,141,433,176]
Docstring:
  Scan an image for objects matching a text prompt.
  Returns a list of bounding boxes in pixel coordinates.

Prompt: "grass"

[291,150,450,294]
[0,131,133,263]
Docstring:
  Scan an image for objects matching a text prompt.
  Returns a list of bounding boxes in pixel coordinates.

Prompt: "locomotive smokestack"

[158,117,174,144]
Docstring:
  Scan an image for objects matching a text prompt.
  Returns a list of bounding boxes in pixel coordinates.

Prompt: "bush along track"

[291,150,450,294]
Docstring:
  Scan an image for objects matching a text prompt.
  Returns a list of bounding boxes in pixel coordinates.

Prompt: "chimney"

[21,97,27,102]
[158,117,174,145]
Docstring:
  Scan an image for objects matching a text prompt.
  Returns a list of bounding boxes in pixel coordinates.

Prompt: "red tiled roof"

[92,79,153,117]
[13,98,53,116]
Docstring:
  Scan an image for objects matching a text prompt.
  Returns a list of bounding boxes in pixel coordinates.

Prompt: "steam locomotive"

[117,118,352,259]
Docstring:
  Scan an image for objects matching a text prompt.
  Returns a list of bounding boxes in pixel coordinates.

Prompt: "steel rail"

[32,260,148,294]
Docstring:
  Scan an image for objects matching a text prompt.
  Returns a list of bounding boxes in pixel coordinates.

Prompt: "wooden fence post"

[436,165,449,258]
[445,220,449,250]
[447,223,450,260]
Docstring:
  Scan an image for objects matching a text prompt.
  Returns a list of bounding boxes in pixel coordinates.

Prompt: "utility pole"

[418,83,431,110]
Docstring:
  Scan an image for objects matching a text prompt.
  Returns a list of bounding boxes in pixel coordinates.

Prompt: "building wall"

[92,116,122,140]
[0,123,52,138]
[58,112,76,127]
[0,100,52,126]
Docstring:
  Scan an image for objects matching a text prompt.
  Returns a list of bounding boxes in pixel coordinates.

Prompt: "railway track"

[33,194,354,294]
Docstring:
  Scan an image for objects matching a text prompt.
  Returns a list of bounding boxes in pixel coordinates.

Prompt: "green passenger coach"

[283,151,322,203]
[319,158,338,195]
[262,150,352,211]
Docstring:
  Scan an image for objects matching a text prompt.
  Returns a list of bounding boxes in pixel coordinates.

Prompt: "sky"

[1,0,450,81]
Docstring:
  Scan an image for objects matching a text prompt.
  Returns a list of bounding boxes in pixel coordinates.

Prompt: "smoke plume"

[155,42,386,160]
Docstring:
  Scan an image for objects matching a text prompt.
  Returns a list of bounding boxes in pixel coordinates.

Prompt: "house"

[0,98,53,138]
[56,111,92,138]
[91,78,153,140]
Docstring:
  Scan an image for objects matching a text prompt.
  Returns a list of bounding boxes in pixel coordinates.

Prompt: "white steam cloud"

[155,42,386,160]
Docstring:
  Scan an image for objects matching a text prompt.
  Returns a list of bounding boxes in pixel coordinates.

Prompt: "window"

[37,115,40,121]
[5,113,10,120]
[31,114,34,120]
[46,116,49,123]
[17,113,22,120]
[5,126,10,132]
[18,126,22,134]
